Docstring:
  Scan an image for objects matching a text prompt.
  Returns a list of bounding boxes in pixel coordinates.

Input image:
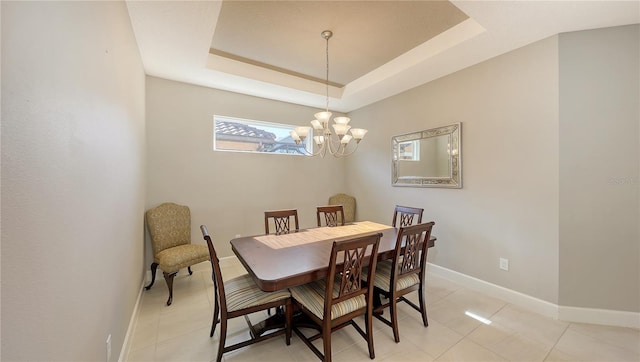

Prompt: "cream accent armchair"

[328,193,356,223]
[145,202,209,306]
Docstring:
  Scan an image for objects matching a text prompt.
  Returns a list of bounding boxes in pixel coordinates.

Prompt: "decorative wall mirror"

[392,123,462,188]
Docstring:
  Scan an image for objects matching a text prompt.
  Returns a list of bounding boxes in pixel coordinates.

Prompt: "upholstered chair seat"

[155,244,209,272]
[369,260,420,292]
[224,274,291,312]
[290,278,367,320]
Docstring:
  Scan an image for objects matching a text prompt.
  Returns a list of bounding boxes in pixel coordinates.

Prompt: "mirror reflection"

[392,123,461,188]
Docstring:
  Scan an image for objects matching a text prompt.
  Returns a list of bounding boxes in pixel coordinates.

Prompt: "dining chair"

[316,205,345,227]
[200,225,292,362]
[263,209,299,315]
[145,202,209,306]
[369,222,435,343]
[391,205,424,227]
[328,193,356,223]
[264,209,299,234]
[290,232,381,362]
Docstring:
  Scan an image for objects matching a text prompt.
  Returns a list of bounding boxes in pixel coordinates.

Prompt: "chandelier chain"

[325,33,329,113]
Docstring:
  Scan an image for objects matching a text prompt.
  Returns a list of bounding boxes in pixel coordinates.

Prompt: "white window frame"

[213,115,312,156]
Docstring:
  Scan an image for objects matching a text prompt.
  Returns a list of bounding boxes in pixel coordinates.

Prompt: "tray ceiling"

[126,0,639,112]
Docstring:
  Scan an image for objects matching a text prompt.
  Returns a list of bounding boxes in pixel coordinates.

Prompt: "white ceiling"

[126,1,640,113]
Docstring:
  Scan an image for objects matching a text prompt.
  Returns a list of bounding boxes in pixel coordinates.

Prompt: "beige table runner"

[254,221,392,249]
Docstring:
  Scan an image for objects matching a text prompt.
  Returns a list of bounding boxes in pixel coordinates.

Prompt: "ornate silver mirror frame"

[392,122,462,188]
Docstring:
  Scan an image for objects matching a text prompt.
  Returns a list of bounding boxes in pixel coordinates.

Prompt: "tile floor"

[126,259,639,362]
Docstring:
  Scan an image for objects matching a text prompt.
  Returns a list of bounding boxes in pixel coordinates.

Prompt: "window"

[398,140,420,161]
[213,115,311,155]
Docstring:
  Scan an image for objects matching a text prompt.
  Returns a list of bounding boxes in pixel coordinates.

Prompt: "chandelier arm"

[302,139,329,158]
[331,140,360,158]
[299,141,327,157]
[325,135,341,155]
[314,142,328,158]
[297,145,314,156]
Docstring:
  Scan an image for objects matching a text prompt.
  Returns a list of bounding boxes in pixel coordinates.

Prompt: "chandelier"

[290,30,367,157]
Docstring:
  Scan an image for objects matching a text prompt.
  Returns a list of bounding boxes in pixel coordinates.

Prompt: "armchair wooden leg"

[163,271,177,306]
[145,262,159,290]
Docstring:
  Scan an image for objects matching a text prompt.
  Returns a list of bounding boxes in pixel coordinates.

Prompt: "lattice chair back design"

[328,193,356,223]
[200,225,292,362]
[290,232,382,362]
[145,202,209,306]
[264,209,299,235]
[392,205,424,227]
[370,222,435,343]
[316,205,345,227]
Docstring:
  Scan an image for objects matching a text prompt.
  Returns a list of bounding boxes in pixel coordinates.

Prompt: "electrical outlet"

[499,258,509,271]
[106,334,112,361]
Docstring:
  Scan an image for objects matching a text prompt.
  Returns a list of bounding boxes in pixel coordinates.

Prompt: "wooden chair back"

[392,222,434,282]
[264,209,299,234]
[325,233,381,318]
[392,205,424,228]
[290,232,382,361]
[316,205,345,227]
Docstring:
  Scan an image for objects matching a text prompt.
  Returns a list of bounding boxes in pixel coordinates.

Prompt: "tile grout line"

[541,321,571,361]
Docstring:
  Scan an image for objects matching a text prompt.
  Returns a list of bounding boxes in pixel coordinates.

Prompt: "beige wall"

[1,2,146,360]
[345,25,640,313]
[559,25,639,312]
[345,36,561,304]
[145,77,347,259]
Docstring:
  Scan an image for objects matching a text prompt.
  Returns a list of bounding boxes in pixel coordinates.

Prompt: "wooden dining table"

[230,221,436,336]
[230,221,436,292]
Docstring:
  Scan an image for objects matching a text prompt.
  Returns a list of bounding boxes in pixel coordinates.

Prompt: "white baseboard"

[559,305,640,329]
[118,277,145,362]
[427,263,558,319]
[427,263,639,329]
